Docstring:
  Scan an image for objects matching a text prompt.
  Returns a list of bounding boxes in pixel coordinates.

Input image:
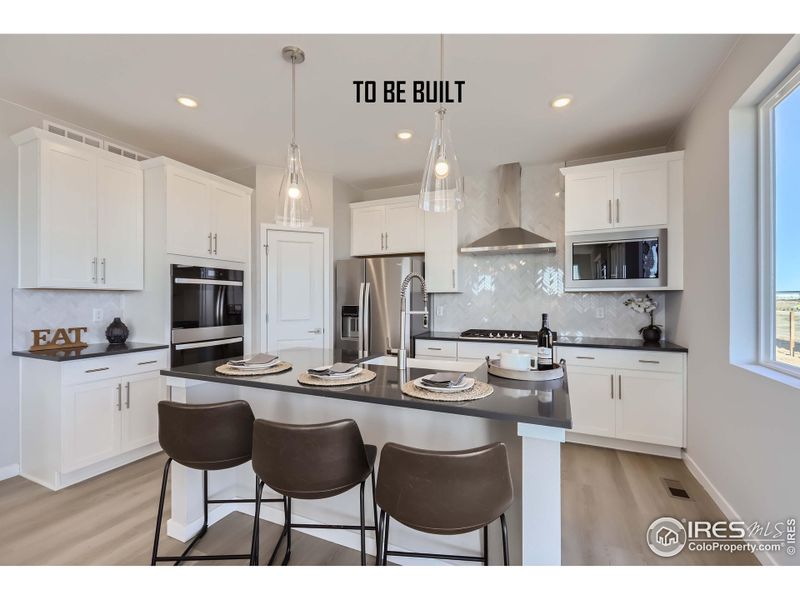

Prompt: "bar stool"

[150,400,283,565]
[250,418,378,566]
[375,442,513,566]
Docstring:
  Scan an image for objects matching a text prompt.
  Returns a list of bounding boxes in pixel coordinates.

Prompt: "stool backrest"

[158,400,254,470]
[376,442,514,534]
[252,419,371,499]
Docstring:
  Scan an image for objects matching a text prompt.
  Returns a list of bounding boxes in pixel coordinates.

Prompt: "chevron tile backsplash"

[432,162,667,338]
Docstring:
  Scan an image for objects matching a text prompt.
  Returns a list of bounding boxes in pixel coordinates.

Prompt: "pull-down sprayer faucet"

[398,272,428,371]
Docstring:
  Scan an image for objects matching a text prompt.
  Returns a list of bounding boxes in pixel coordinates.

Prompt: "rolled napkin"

[228,353,278,367]
[421,372,467,388]
[307,362,359,376]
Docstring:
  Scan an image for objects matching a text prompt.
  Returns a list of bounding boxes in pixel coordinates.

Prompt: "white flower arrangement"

[623,294,658,314]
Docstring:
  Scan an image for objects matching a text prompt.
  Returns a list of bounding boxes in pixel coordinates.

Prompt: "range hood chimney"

[460,163,556,255]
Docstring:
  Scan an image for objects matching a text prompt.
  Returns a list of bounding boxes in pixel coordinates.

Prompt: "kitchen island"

[162,347,571,565]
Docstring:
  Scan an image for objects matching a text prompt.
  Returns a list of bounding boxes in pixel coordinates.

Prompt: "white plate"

[307,366,363,380]
[227,360,280,370]
[414,376,475,394]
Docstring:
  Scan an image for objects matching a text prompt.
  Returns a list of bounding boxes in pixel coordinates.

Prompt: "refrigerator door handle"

[361,282,371,357]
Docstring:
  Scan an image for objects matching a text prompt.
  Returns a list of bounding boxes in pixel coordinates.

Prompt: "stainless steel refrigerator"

[335,256,427,360]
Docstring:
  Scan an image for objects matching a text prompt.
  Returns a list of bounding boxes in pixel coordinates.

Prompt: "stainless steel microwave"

[565,228,667,289]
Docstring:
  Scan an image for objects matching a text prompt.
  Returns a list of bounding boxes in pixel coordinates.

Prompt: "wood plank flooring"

[0,443,758,566]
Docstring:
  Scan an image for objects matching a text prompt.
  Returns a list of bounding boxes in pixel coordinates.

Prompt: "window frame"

[758,62,800,379]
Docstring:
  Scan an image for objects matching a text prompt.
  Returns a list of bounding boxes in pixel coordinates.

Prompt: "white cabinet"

[13,127,144,290]
[555,345,686,451]
[424,209,459,292]
[562,152,681,234]
[159,159,252,263]
[350,197,425,256]
[20,349,167,490]
[416,339,458,359]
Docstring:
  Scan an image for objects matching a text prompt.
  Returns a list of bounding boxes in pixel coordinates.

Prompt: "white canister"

[498,349,533,371]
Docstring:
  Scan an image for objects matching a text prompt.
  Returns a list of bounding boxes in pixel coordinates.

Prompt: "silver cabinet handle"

[208,232,213,254]
[638,359,660,364]
[611,373,614,399]
[125,381,130,409]
[137,360,158,366]
[616,198,620,223]
[575,356,595,360]
[427,347,443,351]
[608,199,612,224]
[116,383,122,411]
[452,268,456,288]
[91,257,97,282]
[213,233,218,255]
[85,366,109,373]
[385,232,388,250]
[618,374,622,399]
[307,328,322,334]
[101,258,106,284]
[379,233,384,251]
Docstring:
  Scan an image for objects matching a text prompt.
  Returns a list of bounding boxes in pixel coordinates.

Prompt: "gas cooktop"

[459,329,538,341]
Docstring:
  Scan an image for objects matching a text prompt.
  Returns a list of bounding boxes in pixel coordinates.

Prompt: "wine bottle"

[537,313,554,371]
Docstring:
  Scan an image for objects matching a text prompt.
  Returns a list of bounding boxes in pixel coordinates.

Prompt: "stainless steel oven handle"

[174,337,244,351]
[173,278,243,287]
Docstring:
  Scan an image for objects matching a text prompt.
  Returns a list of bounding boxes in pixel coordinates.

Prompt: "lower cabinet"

[566,365,616,438]
[121,372,162,452]
[615,369,684,447]
[62,379,124,473]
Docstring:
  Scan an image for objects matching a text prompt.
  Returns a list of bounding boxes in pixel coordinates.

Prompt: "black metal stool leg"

[173,470,210,565]
[370,470,379,549]
[266,496,289,566]
[483,525,489,565]
[283,497,292,565]
[150,457,172,566]
[382,514,390,566]
[500,513,510,566]
[359,481,366,566]
[250,479,264,565]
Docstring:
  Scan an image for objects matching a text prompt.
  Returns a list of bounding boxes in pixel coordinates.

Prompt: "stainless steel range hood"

[460,163,556,255]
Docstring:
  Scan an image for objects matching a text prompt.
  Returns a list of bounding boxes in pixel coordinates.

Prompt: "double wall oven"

[171,265,244,366]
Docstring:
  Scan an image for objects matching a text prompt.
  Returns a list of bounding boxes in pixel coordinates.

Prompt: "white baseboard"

[682,452,777,566]
[0,463,20,482]
[567,432,682,458]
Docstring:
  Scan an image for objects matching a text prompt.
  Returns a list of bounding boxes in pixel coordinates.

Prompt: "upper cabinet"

[13,128,144,290]
[350,196,424,256]
[145,157,252,264]
[562,152,681,234]
[424,209,459,293]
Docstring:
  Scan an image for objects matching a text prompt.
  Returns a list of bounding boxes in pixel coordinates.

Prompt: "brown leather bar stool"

[150,400,283,565]
[250,418,379,566]
[375,442,513,566]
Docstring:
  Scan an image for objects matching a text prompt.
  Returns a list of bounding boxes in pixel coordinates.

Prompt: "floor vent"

[662,478,692,500]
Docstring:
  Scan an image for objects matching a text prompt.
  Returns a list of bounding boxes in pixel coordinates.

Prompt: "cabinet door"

[39,141,98,287]
[62,378,122,472]
[97,159,144,290]
[564,170,614,233]
[424,209,458,292]
[613,162,668,228]
[211,185,250,262]
[121,372,163,453]
[166,170,212,257]
[385,200,424,253]
[565,365,616,438]
[615,369,684,447]
[350,205,385,256]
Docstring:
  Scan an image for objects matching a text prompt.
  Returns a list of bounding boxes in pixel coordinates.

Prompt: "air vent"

[662,478,692,501]
[43,120,150,162]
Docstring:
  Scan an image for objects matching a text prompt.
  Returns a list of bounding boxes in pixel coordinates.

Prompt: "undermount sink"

[363,355,484,372]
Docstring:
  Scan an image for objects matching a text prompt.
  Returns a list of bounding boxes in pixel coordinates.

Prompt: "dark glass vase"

[640,313,662,343]
[105,317,129,345]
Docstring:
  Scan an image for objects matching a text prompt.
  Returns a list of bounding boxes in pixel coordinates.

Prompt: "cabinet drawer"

[415,339,457,358]
[60,349,167,386]
[456,341,537,360]
[555,346,684,373]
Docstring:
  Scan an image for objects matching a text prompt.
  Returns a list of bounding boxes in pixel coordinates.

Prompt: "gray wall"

[670,34,799,565]
[433,163,666,337]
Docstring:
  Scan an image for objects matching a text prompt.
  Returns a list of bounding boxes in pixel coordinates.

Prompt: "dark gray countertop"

[161,348,572,429]
[13,341,169,362]
[415,331,688,353]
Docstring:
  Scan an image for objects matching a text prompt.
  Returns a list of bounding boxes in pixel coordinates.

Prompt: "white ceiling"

[0,34,737,189]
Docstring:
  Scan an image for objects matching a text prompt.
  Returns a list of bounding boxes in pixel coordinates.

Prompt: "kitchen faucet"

[398,272,428,371]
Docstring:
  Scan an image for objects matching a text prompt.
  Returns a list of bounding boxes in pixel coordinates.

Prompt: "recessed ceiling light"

[396,130,413,141]
[550,95,573,109]
[176,96,199,108]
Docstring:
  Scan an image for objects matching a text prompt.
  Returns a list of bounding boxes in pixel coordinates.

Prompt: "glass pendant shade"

[419,107,464,212]
[276,142,312,227]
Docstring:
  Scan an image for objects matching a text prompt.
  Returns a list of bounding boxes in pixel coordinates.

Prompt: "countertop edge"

[414,332,688,353]
[13,343,170,362]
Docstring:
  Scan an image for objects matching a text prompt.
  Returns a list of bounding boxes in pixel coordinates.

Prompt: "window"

[759,63,800,376]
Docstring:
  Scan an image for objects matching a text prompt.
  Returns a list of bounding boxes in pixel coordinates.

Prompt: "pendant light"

[419,34,464,213]
[276,46,312,228]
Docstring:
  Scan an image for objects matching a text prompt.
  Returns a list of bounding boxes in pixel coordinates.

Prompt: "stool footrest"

[385,550,485,562]
[154,554,251,562]
[207,497,284,505]
[288,523,377,531]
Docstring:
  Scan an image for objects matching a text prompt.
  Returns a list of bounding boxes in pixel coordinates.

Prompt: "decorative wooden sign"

[29,327,89,352]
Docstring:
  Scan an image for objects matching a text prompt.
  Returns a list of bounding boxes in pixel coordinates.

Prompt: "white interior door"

[97,158,144,290]
[266,229,326,352]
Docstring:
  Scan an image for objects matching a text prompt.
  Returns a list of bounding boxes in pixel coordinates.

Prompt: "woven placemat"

[297,370,377,387]
[400,380,494,402]
[215,361,292,376]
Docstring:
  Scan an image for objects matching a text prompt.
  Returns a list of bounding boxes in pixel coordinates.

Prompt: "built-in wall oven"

[171,265,244,366]
[565,228,667,289]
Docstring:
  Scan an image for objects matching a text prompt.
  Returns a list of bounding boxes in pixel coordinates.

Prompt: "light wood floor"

[0,443,758,566]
